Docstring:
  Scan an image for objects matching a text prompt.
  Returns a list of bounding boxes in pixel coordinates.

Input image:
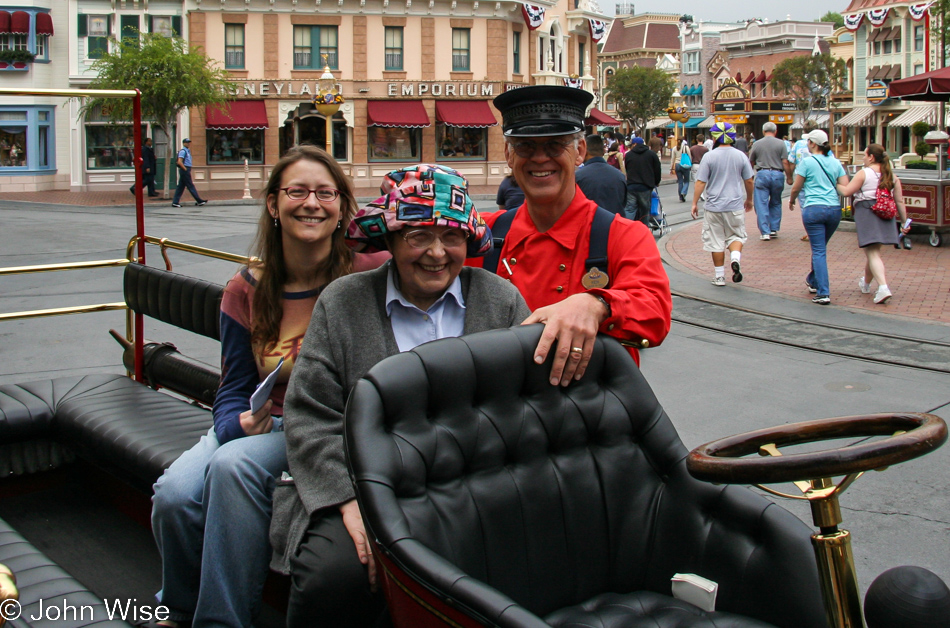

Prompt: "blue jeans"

[624,185,652,224]
[675,164,691,198]
[152,428,288,627]
[802,204,841,298]
[172,166,204,204]
[754,170,785,235]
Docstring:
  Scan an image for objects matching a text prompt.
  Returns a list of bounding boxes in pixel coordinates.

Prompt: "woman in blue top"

[788,130,849,305]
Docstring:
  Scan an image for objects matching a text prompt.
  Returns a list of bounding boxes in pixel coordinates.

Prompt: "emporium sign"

[240,81,497,98]
[867,80,889,105]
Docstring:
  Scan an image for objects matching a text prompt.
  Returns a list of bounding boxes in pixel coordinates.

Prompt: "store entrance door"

[298,116,326,148]
[152,126,174,191]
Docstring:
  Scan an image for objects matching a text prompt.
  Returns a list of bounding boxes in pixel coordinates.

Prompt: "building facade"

[676,19,737,137]
[0,1,66,193]
[185,0,612,191]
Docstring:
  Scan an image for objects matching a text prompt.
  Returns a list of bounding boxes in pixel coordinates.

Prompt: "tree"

[770,53,847,124]
[82,32,236,198]
[608,66,676,137]
[819,11,844,30]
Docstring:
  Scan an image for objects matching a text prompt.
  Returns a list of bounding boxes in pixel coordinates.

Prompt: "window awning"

[681,117,703,128]
[35,12,53,36]
[733,72,743,83]
[698,115,718,128]
[10,10,29,34]
[836,106,877,127]
[695,84,703,94]
[367,100,430,128]
[585,108,621,126]
[790,113,829,129]
[886,65,902,80]
[745,72,756,84]
[756,70,767,83]
[645,116,670,129]
[867,66,884,81]
[0,12,10,34]
[434,100,497,128]
[888,105,936,127]
[205,100,269,130]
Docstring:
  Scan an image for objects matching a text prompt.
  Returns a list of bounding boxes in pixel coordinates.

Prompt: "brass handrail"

[0,259,130,276]
[0,303,127,322]
[126,235,254,270]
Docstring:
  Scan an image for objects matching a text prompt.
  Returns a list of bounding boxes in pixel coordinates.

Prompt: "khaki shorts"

[701,209,747,252]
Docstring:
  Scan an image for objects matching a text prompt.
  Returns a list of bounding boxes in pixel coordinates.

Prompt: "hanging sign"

[867,8,890,26]
[844,13,864,31]
[768,114,795,124]
[589,19,607,42]
[521,4,545,30]
[909,2,932,21]
[867,80,889,105]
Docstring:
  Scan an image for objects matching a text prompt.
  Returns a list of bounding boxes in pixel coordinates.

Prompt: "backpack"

[680,150,692,168]
[871,185,898,220]
[606,152,622,170]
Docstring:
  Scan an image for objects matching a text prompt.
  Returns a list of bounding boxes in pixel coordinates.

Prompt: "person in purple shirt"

[150,145,387,628]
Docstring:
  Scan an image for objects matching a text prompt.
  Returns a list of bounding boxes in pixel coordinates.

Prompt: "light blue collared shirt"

[385,264,466,353]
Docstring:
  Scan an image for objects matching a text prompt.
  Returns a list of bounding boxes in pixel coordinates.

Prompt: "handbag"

[871,185,898,220]
[680,150,692,168]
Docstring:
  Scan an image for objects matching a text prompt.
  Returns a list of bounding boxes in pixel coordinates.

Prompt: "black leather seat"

[0,375,211,491]
[345,325,826,628]
[0,516,133,626]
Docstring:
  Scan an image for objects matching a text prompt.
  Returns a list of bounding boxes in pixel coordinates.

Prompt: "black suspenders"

[483,207,615,286]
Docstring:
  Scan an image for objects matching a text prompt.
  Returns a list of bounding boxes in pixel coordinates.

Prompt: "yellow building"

[186,0,612,191]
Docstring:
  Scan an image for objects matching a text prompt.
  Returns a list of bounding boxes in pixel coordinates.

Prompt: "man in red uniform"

[471,85,672,387]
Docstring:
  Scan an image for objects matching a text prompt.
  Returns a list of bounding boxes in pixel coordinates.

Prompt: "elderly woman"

[270,165,531,628]
[788,129,848,305]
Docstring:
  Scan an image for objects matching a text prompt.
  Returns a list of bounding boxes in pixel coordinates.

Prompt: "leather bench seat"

[0,517,133,627]
[545,591,777,627]
[0,374,211,490]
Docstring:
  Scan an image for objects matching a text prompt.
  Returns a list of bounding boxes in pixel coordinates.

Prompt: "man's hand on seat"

[341,499,377,590]
[522,293,608,387]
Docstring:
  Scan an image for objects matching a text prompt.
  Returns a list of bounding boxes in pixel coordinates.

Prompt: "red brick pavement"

[666,207,950,324]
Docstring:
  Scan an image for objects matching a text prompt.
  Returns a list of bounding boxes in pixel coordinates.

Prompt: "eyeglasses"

[280,187,341,202]
[400,229,468,249]
[509,139,575,159]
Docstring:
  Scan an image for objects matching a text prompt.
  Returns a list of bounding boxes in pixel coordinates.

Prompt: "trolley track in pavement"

[670,292,950,375]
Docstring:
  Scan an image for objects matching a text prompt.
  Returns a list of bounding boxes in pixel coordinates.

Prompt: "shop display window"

[207,130,264,164]
[85,124,146,169]
[368,126,421,161]
[436,125,487,160]
[0,128,26,167]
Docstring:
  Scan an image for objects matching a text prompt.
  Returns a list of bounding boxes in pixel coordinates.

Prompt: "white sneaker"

[857,277,872,294]
[874,286,892,304]
[759,234,771,241]
[711,276,726,286]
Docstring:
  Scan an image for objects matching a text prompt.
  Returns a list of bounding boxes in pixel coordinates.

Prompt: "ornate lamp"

[313,56,344,155]
[667,90,690,144]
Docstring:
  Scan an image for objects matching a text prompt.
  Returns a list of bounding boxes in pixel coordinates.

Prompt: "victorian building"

[676,19,738,137]
[0,1,64,193]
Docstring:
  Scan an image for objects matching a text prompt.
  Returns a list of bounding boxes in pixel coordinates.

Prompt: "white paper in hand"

[250,357,284,414]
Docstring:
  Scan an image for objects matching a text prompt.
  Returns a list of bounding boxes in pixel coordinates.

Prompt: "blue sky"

[610,0,844,25]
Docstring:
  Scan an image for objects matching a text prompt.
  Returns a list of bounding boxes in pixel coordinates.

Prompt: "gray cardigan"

[270,263,531,572]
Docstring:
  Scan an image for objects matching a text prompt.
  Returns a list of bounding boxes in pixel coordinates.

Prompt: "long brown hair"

[866,144,894,191]
[249,144,357,356]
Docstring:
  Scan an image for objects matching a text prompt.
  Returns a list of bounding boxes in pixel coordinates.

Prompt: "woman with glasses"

[271,164,530,628]
[150,145,388,628]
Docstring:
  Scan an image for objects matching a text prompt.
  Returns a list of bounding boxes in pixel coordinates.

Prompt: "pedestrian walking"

[496,173,525,211]
[748,122,787,240]
[835,144,911,304]
[785,120,821,242]
[130,137,159,198]
[172,138,208,208]
[623,136,662,225]
[734,133,749,154]
[576,134,628,215]
[649,132,664,158]
[788,130,848,305]
[671,139,692,202]
[690,122,754,287]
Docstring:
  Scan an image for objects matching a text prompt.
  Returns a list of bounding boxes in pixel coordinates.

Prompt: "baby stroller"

[648,188,669,236]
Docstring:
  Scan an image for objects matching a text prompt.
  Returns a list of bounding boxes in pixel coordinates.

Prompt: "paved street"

[1,197,948,604]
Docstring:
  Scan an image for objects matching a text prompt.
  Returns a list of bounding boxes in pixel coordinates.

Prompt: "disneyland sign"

[387,83,496,97]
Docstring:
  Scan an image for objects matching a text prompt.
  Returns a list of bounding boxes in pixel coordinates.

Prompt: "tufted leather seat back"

[124,263,223,340]
[347,325,825,627]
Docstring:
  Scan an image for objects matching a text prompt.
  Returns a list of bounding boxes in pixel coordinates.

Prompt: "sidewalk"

[0,173,677,207]
[664,207,950,326]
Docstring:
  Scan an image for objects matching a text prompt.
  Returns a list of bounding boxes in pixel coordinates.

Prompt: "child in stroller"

[648,188,669,236]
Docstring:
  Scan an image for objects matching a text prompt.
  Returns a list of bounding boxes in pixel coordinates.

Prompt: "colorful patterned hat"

[346,164,492,257]
[710,122,736,146]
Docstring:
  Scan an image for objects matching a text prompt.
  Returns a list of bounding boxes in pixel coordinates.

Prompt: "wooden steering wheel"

[687,413,947,485]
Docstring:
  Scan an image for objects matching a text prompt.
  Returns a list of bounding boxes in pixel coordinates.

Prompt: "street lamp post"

[314,57,344,156]
[667,90,689,146]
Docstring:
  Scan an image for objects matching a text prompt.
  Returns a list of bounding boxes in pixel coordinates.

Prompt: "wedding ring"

[570,347,583,353]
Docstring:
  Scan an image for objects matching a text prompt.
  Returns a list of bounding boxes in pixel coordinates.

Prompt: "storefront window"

[436,125,487,161]
[368,126,421,161]
[85,124,146,169]
[333,119,347,161]
[0,128,26,167]
[206,130,264,164]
